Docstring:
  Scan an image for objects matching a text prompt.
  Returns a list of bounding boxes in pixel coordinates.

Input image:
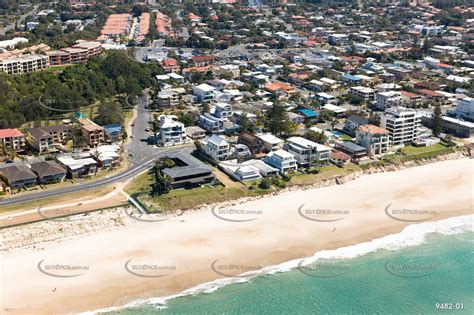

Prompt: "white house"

[159,115,187,146]
[257,133,284,152]
[356,124,391,156]
[376,91,403,110]
[199,113,225,133]
[201,134,230,162]
[212,102,233,120]
[193,83,215,103]
[263,149,297,174]
[285,136,331,167]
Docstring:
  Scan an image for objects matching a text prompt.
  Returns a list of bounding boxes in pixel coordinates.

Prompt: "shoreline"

[0,158,472,314]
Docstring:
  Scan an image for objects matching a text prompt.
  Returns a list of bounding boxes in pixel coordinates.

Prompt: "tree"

[0,171,10,190]
[305,130,328,145]
[266,103,289,137]
[432,104,443,137]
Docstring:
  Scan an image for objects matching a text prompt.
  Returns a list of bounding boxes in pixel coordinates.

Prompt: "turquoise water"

[110,231,473,315]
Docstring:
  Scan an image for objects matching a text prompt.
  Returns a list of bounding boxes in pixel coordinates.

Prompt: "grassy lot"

[0,186,114,213]
[124,170,154,195]
[289,163,361,186]
[143,185,270,212]
[399,144,454,161]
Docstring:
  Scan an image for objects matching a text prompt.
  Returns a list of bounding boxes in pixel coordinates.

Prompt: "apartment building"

[350,86,375,102]
[79,119,105,148]
[380,107,421,147]
[27,128,54,153]
[0,128,25,151]
[157,89,180,107]
[376,91,403,110]
[356,124,391,156]
[201,134,230,162]
[285,136,331,167]
[263,149,297,174]
[0,54,49,75]
[455,97,474,121]
[159,115,187,147]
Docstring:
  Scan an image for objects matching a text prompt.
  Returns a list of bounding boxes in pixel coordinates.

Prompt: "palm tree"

[0,171,10,191]
[91,150,102,175]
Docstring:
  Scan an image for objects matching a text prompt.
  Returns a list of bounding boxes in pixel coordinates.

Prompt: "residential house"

[264,81,296,96]
[89,144,119,168]
[29,161,66,184]
[238,131,264,154]
[213,103,233,120]
[257,133,284,152]
[218,160,261,182]
[104,124,122,143]
[193,83,215,103]
[356,124,391,156]
[159,115,187,147]
[192,55,216,67]
[185,126,206,140]
[199,113,225,133]
[57,155,98,178]
[157,89,180,108]
[344,115,369,135]
[0,129,25,151]
[330,149,350,166]
[162,151,215,189]
[263,149,297,174]
[162,58,180,73]
[0,165,37,188]
[376,91,403,110]
[335,141,368,160]
[200,134,230,162]
[285,136,331,167]
[350,86,375,102]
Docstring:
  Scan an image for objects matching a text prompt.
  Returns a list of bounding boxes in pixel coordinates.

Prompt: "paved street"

[0,92,194,207]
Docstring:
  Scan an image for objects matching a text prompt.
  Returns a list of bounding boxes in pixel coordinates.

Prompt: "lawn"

[124,170,154,195]
[290,163,361,186]
[400,144,454,161]
[144,185,257,212]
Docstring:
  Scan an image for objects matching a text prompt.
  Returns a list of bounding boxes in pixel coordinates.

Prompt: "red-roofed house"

[162,58,180,73]
[356,124,391,156]
[0,128,25,151]
[192,55,216,67]
[416,89,444,100]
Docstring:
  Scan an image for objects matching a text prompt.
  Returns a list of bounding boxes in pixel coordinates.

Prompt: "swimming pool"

[330,131,344,137]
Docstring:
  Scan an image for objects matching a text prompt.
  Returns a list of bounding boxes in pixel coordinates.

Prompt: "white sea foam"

[84,214,473,314]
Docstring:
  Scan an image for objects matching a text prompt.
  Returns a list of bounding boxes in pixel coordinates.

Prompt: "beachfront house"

[257,133,284,152]
[263,149,297,174]
[356,124,391,156]
[285,137,331,167]
[199,113,225,134]
[200,134,230,162]
[159,115,187,147]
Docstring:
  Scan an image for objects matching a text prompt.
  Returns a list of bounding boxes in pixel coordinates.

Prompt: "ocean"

[102,215,473,315]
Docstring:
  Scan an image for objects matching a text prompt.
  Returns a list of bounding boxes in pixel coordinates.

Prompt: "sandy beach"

[1,158,472,314]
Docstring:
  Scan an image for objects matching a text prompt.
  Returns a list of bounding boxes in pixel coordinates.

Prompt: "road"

[0,92,193,207]
[0,4,39,36]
